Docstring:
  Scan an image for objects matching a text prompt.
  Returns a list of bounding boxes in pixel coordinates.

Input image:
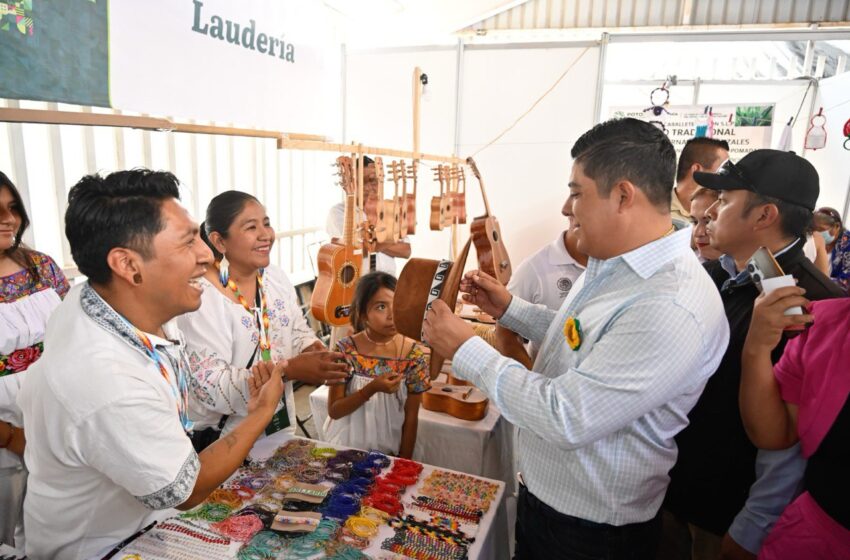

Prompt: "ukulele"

[389,160,408,240]
[404,161,418,235]
[452,166,468,224]
[311,156,362,326]
[374,157,395,244]
[422,381,489,421]
[430,165,453,231]
[466,157,512,285]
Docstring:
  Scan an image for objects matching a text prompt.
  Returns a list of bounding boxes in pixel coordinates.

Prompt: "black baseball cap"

[693,149,819,211]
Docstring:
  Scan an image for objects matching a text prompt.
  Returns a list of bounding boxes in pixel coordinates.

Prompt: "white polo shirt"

[506,232,585,358]
[17,284,199,560]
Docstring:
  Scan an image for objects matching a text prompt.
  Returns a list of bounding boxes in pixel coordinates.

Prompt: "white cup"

[760,275,803,316]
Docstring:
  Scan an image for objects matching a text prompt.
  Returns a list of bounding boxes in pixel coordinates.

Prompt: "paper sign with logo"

[609,104,775,160]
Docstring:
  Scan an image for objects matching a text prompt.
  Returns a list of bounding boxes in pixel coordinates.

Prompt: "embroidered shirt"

[17,283,199,560]
[336,336,430,393]
[829,229,850,291]
[452,226,729,525]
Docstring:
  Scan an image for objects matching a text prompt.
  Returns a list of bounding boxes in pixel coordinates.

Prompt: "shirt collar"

[618,224,693,280]
[720,238,802,279]
[548,232,585,269]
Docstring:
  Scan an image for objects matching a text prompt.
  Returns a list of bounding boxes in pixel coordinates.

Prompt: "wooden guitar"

[422,381,489,421]
[373,157,394,244]
[430,165,453,231]
[466,157,512,285]
[311,156,362,326]
[389,160,408,240]
[454,167,467,224]
[404,161,418,235]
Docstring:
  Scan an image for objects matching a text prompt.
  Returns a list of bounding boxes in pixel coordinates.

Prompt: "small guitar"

[467,157,512,285]
[311,157,362,326]
[430,165,454,231]
[373,157,395,244]
[405,161,418,235]
[422,381,489,421]
[389,160,408,240]
[451,166,468,225]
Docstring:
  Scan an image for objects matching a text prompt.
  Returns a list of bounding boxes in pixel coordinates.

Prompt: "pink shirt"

[774,297,850,458]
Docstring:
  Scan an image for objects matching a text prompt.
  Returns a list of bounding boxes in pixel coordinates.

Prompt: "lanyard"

[225,270,272,362]
[134,328,194,433]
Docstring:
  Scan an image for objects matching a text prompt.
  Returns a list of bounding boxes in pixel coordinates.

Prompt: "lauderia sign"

[191,0,296,63]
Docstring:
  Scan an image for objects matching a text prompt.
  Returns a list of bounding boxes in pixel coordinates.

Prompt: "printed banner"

[609,104,775,159]
[0,0,109,106]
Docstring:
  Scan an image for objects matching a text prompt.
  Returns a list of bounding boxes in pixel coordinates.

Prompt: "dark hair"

[0,171,37,279]
[65,169,181,284]
[359,156,374,169]
[349,271,397,333]
[814,207,843,230]
[199,190,261,261]
[743,192,813,240]
[570,118,677,209]
[676,138,730,182]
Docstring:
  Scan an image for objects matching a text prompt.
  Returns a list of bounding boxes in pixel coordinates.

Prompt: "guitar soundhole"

[340,265,356,284]
[492,230,499,242]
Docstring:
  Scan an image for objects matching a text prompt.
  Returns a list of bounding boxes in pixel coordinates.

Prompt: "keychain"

[804,107,827,150]
[843,117,850,151]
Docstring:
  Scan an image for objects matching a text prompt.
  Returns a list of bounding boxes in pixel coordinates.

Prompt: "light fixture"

[420,72,430,102]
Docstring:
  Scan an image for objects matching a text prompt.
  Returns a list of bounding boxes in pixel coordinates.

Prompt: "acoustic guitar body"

[422,381,489,421]
[471,215,512,285]
[439,197,454,229]
[455,192,467,224]
[311,242,361,326]
[395,197,408,239]
[430,196,445,231]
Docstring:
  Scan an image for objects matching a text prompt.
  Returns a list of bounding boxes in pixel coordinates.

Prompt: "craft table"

[309,371,515,488]
[104,432,510,560]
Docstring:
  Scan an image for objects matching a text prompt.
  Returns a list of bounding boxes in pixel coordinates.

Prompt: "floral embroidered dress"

[176,265,319,435]
[0,251,68,547]
[829,229,850,292]
[324,336,430,455]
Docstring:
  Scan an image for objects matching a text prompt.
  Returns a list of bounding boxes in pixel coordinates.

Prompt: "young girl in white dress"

[324,272,430,458]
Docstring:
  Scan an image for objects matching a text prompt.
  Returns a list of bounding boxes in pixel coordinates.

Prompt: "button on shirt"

[452,227,730,524]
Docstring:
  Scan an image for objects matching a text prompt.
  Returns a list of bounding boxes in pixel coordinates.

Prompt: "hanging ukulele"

[311,156,362,326]
[805,108,827,150]
[389,160,407,241]
[454,166,468,225]
[466,156,512,285]
[405,160,418,235]
[373,157,395,243]
[429,164,452,231]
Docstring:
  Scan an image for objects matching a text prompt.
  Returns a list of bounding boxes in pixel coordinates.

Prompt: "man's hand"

[459,270,512,319]
[286,351,349,386]
[302,341,326,353]
[422,299,475,359]
[719,533,756,560]
[247,369,284,415]
[746,286,811,352]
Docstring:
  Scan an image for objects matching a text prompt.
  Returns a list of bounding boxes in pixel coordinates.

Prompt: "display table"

[310,373,515,487]
[107,432,510,560]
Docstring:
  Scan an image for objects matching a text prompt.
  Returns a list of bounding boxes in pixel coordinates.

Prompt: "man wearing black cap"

[663,150,845,559]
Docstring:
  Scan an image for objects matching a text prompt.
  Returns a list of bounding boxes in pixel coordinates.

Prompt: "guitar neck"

[342,194,356,247]
[477,175,493,217]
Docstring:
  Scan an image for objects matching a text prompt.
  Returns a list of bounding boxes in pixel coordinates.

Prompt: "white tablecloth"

[309,374,515,487]
[252,432,511,560]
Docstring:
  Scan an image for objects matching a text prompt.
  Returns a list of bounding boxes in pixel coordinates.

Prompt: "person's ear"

[753,203,781,231]
[613,180,637,212]
[208,231,228,257]
[106,247,145,286]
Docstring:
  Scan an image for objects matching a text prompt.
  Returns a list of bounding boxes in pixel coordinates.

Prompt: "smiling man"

[17,170,284,559]
[423,118,729,559]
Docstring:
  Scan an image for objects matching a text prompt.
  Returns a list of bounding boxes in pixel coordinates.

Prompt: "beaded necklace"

[222,266,272,362]
[134,329,193,432]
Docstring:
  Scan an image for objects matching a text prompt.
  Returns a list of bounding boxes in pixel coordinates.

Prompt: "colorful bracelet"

[345,515,379,538]
[311,446,338,459]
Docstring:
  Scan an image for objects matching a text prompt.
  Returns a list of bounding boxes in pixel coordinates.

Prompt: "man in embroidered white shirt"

[424,118,730,559]
[17,170,284,559]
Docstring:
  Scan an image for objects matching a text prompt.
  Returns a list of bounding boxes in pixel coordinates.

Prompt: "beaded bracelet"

[360,505,391,524]
[210,513,264,542]
[311,446,338,459]
[295,464,326,484]
[121,555,142,560]
[207,488,244,509]
[364,491,403,517]
[383,471,420,487]
[339,530,372,549]
[345,515,379,538]
[274,474,296,491]
[324,541,371,560]
[179,502,233,522]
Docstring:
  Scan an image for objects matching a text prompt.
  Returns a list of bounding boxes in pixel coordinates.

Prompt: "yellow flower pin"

[563,317,582,351]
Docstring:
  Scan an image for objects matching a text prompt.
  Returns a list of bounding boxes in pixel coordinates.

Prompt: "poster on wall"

[0,0,340,136]
[0,0,109,106]
[609,104,775,159]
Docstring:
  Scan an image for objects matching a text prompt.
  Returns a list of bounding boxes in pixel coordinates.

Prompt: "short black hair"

[65,169,181,284]
[676,137,730,182]
[349,271,397,333]
[743,192,813,240]
[200,190,260,261]
[570,118,677,209]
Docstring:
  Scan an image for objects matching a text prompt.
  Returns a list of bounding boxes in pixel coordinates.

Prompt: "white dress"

[323,336,429,455]
[177,265,320,435]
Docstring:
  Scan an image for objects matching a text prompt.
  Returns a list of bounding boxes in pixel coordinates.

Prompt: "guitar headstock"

[373,156,385,186]
[466,156,481,181]
[335,156,355,195]
[432,164,444,184]
[406,161,418,182]
[389,160,402,186]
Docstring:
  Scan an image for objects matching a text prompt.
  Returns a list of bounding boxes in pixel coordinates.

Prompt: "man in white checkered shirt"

[423,118,730,559]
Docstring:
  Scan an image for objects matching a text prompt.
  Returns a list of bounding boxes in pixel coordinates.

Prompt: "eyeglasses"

[716,159,754,190]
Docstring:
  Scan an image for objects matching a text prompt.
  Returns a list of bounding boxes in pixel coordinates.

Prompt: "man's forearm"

[178,407,274,509]
[377,241,411,259]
